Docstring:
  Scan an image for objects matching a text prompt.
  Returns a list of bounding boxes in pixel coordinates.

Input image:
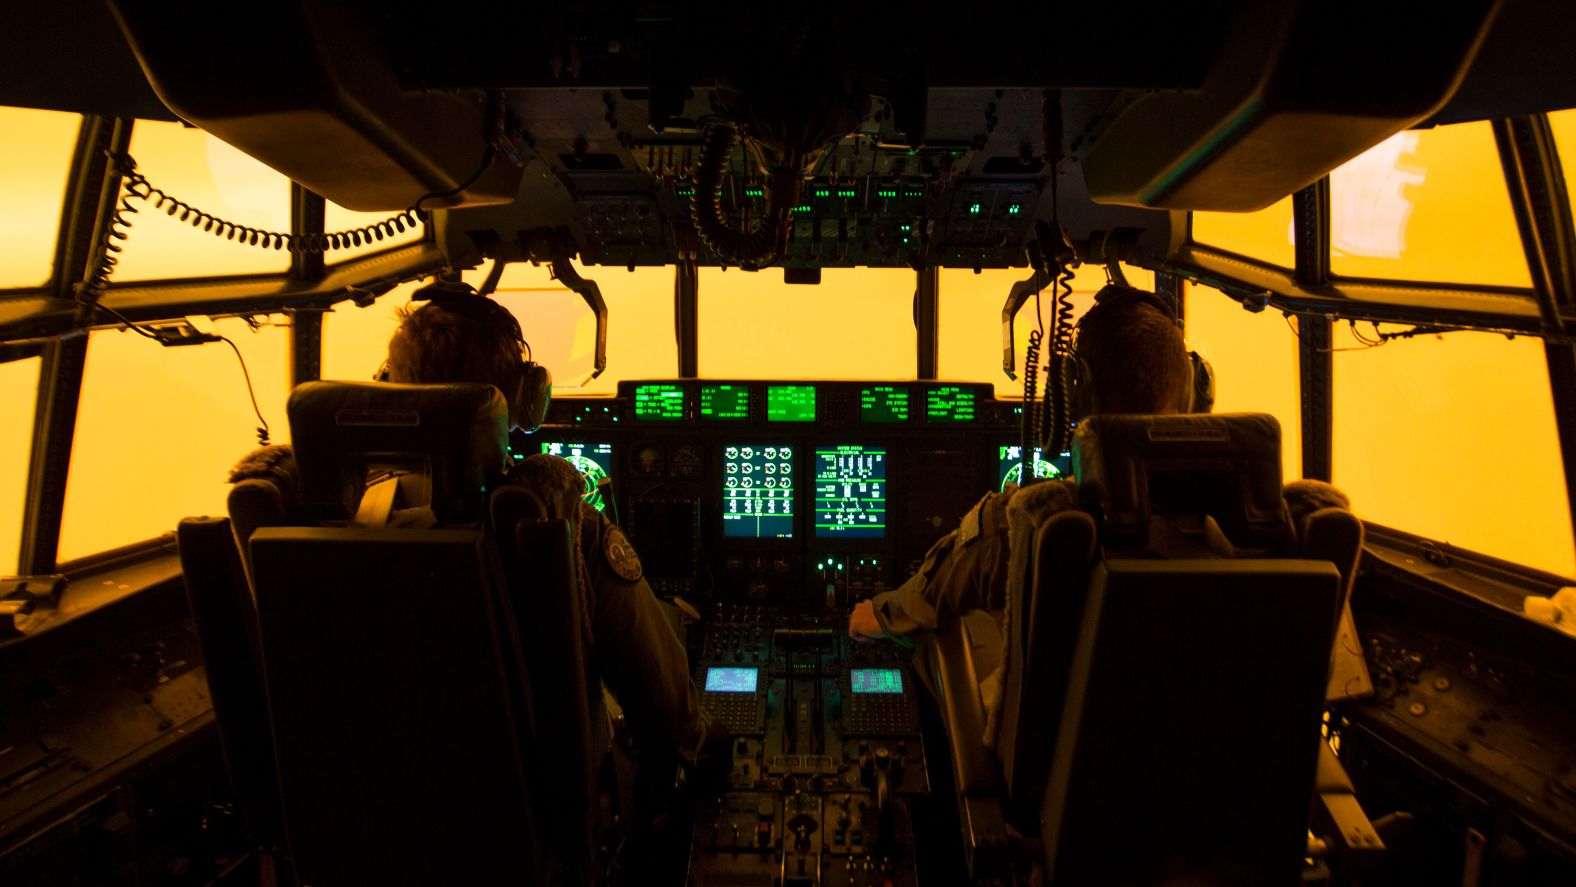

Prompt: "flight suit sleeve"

[582,504,711,762]
[868,493,1011,637]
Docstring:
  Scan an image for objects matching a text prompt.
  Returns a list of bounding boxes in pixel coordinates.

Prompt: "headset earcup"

[1190,351,1216,413]
[516,361,552,432]
[1069,355,1097,422]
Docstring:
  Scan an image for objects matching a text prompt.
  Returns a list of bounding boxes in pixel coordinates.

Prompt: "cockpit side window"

[1,356,41,575]
[1333,328,1575,578]
[1182,283,1303,482]
[1328,121,1530,289]
[0,106,80,290]
[55,318,291,563]
[1551,108,1576,210]
[112,119,293,281]
[1192,196,1295,269]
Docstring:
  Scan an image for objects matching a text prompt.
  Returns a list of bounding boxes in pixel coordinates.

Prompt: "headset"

[375,281,553,432]
[1047,284,1215,451]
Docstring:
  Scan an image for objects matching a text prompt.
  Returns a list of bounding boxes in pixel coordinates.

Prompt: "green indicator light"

[837,189,857,198]
[766,385,817,422]
[633,383,685,421]
[969,203,982,215]
[1007,204,1022,215]
[899,223,911,232]
[699,384,751,422]
[793,204,813,213]
[745,187,763,198]
[905,190,923,198]
[814,188,830,198]
[677,187,694,197]
[877,189,897,198]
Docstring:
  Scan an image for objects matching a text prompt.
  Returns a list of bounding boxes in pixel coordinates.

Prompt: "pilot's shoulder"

[504,452,585,516]
[1283,479,1351,514]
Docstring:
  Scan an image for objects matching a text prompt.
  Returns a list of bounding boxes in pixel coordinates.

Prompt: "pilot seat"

[928,412,1378,885]
[179,380,598,886]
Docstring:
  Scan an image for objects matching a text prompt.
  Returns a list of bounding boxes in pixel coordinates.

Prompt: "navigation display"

[633,383,685,420]
[997,444,1072,492]
[814,445,887,539]
[540,441,614,513]
[925,386,977,423]
[766,385,817,422]
[859,385,910,423]
[722,444,796,539]
[705,667,759,693]
[850,668,904,694]
[700,383,751,421]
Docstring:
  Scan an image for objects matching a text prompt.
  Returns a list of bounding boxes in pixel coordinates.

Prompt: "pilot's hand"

[848,599,883,643]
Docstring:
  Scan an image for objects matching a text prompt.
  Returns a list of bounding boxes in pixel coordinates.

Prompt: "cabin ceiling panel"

[0,0,173,120]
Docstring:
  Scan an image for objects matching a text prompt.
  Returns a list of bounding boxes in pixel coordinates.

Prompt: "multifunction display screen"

[705,667,759,693]
[700,384,750,421]
[633,383,685,420]
[766,385,817,422]
[722,444,796,539]
[540,441,614,513]
[850,668,904,694]
[859,385,910,423]
[814,445,887,539]
[925,386,977,423]
[996,444,1072,492]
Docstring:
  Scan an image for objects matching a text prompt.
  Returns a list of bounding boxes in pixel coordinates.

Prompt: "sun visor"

[105,2,522,212]
[1079,1,1502,212]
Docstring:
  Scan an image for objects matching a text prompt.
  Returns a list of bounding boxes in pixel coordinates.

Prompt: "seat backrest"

[175,516,284,852]
[238,381,544,885]
[1039,559,1339,886]
[490,484,598,878]
[249,526,543,886]
[288,379,509,524]
[1002,414,1345,883]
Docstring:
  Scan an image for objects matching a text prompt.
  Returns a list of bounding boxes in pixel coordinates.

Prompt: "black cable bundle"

[689,121,785,268]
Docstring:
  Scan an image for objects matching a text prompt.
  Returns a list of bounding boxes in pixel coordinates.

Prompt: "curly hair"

[384,295,522,396]
[1075,293,1194,414]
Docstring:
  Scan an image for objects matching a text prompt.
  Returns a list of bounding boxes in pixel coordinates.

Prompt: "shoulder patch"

[604,524,643,582]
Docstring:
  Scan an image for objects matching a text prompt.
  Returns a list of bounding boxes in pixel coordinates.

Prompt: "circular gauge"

[1001,458,1062,491]
[671,443,703,478]
[562,453,610,511]
[635,445,664,476]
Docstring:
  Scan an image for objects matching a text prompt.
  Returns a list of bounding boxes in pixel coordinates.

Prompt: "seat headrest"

[288,381,509,522]
[1073,413,1294,551]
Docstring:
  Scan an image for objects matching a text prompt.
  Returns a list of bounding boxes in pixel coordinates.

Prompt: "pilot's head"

[384,281,548,431]
[1071,285,1194,416]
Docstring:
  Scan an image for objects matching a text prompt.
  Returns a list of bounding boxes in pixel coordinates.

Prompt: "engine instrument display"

[540,441,614,512]
[925,386,976,423]
[766,385,817,422]
[859,385,911,423]
[700,384,751,421]
[722,444,796,539]
[814,445,887,539]
[634,383,685,420]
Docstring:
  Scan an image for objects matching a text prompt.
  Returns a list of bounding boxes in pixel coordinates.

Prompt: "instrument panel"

[521,380,1067,607]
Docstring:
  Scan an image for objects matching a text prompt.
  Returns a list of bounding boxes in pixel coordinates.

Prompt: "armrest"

[1310,742,1385,873]
[931,617,1002,798]
[929,617,1009,878]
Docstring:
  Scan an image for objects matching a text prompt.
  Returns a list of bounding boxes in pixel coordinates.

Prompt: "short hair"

[384,293,522,395]
[1074,292,1193,414]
